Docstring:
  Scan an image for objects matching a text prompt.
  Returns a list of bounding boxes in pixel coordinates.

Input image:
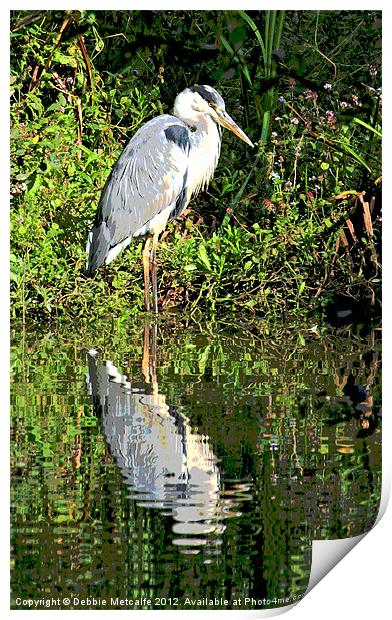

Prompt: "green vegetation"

[10,10,382,321]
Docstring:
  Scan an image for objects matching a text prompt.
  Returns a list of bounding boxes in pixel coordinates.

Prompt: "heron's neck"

[174,109,213,134]
[183,114,221,198]
[183,113,220,148]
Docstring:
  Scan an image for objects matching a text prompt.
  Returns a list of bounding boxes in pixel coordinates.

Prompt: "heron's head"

[173,85,254,147]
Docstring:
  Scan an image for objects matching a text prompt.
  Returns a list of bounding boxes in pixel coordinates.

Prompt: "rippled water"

[10,318,381,610]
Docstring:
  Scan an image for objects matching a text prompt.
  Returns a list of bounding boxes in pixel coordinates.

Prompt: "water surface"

[11,317,381,610]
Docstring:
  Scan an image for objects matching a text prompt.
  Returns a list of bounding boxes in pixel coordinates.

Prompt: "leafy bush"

[10,10,381,321]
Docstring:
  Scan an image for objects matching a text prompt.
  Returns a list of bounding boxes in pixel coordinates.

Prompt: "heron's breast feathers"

[186,116,221,199]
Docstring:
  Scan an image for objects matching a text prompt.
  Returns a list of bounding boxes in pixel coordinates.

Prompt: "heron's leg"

[150,233,159,314]
[142,236,152,311]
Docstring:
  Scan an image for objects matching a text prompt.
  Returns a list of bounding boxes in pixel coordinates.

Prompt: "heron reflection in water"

[87,322,251,551]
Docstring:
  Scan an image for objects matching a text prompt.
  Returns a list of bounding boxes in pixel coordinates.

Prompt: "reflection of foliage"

[10,10,381,320]
[11,320,381,608]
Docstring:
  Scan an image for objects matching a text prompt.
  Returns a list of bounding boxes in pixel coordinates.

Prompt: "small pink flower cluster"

[325,110,337,125]
[304,89,318,101]
[351,94,362,107]
[11,182,27,195]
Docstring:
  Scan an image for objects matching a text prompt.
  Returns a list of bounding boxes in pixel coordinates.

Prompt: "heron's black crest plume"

[190,85,221,105]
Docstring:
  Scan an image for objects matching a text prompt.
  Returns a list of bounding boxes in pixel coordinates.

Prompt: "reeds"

[240,10,285,142]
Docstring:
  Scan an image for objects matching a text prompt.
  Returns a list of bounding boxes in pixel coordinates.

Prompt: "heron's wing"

[87,115,190,273]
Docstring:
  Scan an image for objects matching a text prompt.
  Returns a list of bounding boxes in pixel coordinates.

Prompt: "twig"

[292,130,306,188]
[358,192,374,237]
[314,236,339,298]
[77,34,94,94]
[31,13,73,92]
[314,11,337,79]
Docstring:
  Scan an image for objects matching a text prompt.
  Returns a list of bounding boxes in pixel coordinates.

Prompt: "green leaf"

[239,11,267,64]
[198,245,211,271]
[26,174,43,197]
[241,63,253,89]
[10,270,19,284]
[219,35,253,87]
[353,117,382,137]
[230,26,246,45]
[332,140,372,172]
[53,51,78,68]
[220,34,236,58]
[298,332,306,346]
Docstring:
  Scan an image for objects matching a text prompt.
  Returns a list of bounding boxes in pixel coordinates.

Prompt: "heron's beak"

[217,110,254,147]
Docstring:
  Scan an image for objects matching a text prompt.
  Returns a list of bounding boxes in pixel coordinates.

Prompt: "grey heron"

[86,85,254,312]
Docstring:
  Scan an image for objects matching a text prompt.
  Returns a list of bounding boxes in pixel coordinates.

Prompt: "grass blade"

[353,117,382,137]
[239,11,267,64]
